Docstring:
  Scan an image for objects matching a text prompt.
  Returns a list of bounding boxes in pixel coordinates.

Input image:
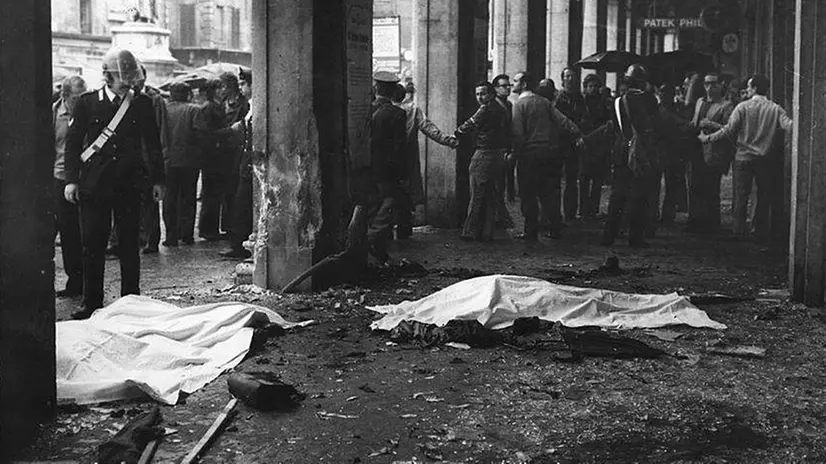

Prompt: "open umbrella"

[159,62,251,90]
[575,50,641,73]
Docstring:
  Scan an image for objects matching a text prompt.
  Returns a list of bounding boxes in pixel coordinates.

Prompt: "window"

[231,7,240,49]
[80,0,92,34]
[180,4,196,47]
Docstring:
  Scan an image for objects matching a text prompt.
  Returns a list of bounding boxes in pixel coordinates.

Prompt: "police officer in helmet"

[64,48,165,319]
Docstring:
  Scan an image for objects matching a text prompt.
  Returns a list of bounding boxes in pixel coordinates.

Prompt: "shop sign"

[639,17,704,29]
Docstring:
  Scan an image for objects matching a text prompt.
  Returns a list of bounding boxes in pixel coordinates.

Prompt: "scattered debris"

[180,398,238,464]
[400,414,418,419]
[346,396,359,402]
[316,411,359,420]
[357,384,376,393]
[644,329,685,342]
[98,406,163,464]
[688,292,754,305]
[705,345,767,359]
[227,372,305,411]
[559,326,667,359]
[445,342,471,350]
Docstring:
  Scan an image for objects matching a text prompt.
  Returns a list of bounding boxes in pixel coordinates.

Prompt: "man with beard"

[555,67,588,220]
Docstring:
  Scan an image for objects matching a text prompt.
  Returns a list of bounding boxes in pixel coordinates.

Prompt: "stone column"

[415,0,488,227]
[547,0,571,81]
[493,0,545,78]
[581,0,599,60]
[789,0,826,305]
[492,0,528,76]
[0,0,56,452]
[251,0,361,290]
[606,0,619,88]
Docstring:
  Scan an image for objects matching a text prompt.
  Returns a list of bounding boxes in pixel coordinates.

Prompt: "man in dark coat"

[368,71,407,262]
[555,67,588,220]
[601,64,660,248]
[64,48,165,319]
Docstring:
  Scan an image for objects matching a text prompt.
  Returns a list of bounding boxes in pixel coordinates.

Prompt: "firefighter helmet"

[624,64,649,84]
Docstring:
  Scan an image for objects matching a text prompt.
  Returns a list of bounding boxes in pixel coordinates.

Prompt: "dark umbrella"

[643,51,715,85]
[159,62,251,90]
[575,50,642,73]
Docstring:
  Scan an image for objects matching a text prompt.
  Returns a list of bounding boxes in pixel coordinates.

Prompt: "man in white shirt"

[699,74,793,238]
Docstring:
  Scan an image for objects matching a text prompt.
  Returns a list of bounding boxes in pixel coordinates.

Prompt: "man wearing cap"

[601,64,660,248]
[393,82,458,239]
[64,48,165,319]
[368,71,407,262]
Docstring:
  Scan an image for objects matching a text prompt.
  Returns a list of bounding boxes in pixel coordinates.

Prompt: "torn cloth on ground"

[57,295,312,405]
[368,275,726,331]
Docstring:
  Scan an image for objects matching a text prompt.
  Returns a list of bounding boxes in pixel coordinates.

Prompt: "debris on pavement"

[644,329,685,342]
[704,344,767,359]
[180,398,238,464]
[687,292,754,305]
[227,372,305,411]
[316,411,359,420]
[559,327,667,359]
[98,405,164,464]
[445,342,471,350]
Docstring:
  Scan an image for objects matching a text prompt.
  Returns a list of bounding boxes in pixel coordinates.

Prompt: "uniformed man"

[64,48,165,319]
[368,71,407,262]
[601,64,660,248]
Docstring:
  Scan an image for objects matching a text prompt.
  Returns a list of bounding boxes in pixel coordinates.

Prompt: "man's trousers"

[80,188,142,310]
[163,166,199,243]
[603,165,652,246]
[55,178,83,292]
[517,149,564,238]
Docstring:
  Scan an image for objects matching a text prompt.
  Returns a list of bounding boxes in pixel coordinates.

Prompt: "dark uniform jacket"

[65,87,164,192]
[612,88,660,169]
[555,89,587,147]
[370,96,407,184]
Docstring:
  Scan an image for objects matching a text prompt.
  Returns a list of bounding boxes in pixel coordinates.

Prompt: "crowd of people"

[366,61,793,262]
[55,46,794,317]
[54,48,254,319]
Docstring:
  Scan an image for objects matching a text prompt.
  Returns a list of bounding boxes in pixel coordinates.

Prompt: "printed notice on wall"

[373,16,400,73]
[346,0,373,170]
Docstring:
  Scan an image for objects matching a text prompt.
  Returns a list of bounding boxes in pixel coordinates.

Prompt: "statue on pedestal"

[126,0,157,24]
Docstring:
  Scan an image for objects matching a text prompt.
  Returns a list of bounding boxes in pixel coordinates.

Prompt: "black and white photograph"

[1,0,824,462]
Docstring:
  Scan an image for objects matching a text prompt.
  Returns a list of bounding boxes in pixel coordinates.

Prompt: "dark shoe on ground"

[162,240,179,247]
[629,240,650,249]
[142,246,159,255]
[181,237,195,245]
[219,248,251,259]
[459,235,475,242]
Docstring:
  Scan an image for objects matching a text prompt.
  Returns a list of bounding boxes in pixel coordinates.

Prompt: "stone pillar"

[547,0,571,81]
[492,0,528,76]
[581,0,599,60]
[0,0,56,454]
[493,0,545,78]
[606,0,619,89]
[252,0,360,290]
[789,0,826,305]
[415,0,488,227]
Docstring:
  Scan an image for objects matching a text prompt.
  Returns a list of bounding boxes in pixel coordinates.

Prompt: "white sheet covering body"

[368,275,726,331]
[57,295,311,405]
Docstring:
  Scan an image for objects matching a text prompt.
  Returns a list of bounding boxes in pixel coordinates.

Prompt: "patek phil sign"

[640,17,704,29]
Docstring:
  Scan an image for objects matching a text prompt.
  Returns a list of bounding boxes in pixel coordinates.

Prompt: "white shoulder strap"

[80,89,134,163]
[614,96,624,135]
